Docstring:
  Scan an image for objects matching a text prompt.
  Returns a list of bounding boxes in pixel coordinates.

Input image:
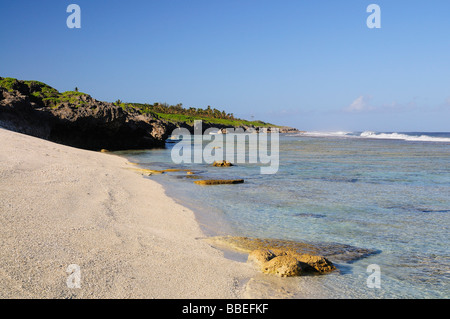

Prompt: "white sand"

[0,128,257,298]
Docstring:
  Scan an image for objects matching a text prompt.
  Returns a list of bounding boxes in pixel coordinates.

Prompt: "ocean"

[118,131,450,298]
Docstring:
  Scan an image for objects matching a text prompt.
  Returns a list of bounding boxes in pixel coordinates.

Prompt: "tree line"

[126,102,236,120]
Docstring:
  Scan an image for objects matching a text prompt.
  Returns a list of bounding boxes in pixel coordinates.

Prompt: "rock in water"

[262,255,303,277]
[194,179,244,185]
[248,249,277,268]
[212,160,233,167]
[247,248,336,276]
[206,236,380,264]
[292,253,336,274]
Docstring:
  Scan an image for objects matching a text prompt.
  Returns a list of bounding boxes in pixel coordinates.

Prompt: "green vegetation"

[0,77,57,94]
[127,102,276,127]
[154,112,274,127]
[131,103,235,120]
[0,77,19,91]
[0,77,90,108]
[1,76,276,127]
[36,90,88,107]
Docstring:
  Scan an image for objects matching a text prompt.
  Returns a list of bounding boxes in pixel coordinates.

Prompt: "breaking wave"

[288,131,450,143]
[358,131,450,142]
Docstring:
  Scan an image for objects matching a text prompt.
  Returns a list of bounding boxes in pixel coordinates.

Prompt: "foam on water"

[359,131,450,142]
[290,131,450,143]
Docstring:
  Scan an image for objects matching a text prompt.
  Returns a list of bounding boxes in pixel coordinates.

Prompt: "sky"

[1,0,449,132]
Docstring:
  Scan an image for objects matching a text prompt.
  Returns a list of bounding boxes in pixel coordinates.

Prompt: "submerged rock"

[293,213,327,219]
[184,175,202,180]
[129,167,191,175]
[206,236,380,264]
[128,168,164,175]
[194,179,244,185]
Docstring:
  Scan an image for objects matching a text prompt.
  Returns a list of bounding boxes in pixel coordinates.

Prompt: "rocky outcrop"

[251,126,300,134]
[206,236,380,264]
[248,249,277,267]
[0,77,300,151]
[0,78,172,151]
[212,160,233,167]
[261,255,303,277]
[248,248,336,277]
[169,121,300,135]
[291,253,336,274]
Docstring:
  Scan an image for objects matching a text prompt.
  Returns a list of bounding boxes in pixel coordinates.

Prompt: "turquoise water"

[119,132,450,298]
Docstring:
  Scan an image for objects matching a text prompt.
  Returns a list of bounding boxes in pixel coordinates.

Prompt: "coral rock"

[213,160,233,167]
[262,255,303,277]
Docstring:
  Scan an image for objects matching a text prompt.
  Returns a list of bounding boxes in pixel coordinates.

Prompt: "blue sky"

[1,0,449,131]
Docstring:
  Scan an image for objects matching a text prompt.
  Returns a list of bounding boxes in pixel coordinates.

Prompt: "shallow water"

[118,133,450,298]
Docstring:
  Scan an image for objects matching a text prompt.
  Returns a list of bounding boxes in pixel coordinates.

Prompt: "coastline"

[0,128,255,298]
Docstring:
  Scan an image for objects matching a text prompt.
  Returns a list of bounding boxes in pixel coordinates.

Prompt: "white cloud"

[445,97,450,106]
[344,95,374,112]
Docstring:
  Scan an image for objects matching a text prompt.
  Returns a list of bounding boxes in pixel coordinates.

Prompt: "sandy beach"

[0,128,255,298]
